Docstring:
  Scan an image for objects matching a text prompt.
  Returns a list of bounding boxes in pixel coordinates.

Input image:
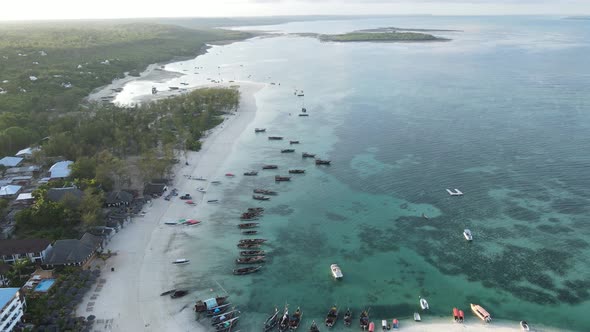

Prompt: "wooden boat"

[233,266,262,275]
[420,297,429,310]
[360,309,369,330]
[208,199,220,203]
[237,243,261,249]
[520,321,530,331]
[269,136,284,140]
[289,169,305,174]
[279,307,290,332]
[343,308,352,327]
[248,207,264,212]
[207,303,233,316]
[368,322,375,332]
[275,175,291,182]
[214,316,239,330]
[194,296,229,312]
[470,303,491,323]
[325,305,338,327]
[164,221,178,225]
[211,309,239,325]
[392,319,399,330]
[302,153,316,158]
[172,258,190,265]
[244,171,258,176]
[413,312,421,321]
[264,307,280,331]
[255,128,267,133]
[330,264,343,280]
[240,250,265,256]
[170,290,188,298]
[160,289,176,296]
[242,230,258,235]
[315,159,331,165]
[263,165,279,170]
[289,307,302,330]
[254,189,277,195]
[238,223,259,229]
[463,229,473,241]
[290,140,300,144]
[298,114,309,117]
[309,320,320,332]
[453,307,459,322]
[459,310,464,323]
[253,195,270,201]
[235,255,265,264]
[281,149,295,153]
[239,238,267,244]
[211,180,221,184]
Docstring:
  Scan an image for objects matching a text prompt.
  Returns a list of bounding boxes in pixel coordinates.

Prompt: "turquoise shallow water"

[119,16,590,331]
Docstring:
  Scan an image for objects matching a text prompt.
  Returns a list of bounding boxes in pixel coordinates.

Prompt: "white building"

[0,288,26,331]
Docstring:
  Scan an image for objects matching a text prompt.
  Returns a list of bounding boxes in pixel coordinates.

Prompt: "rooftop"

[49,160,73,179]
[0,288,20,311]
[0,239,52,256]
[0,185,22,197]
[0,156,23,167]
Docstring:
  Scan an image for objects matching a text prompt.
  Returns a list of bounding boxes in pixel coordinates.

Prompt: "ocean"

[114,16,590,331]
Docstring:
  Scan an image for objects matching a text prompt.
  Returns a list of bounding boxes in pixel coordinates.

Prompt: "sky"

[0,0,588,21]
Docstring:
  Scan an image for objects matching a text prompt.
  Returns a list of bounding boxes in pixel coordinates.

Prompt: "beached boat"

[279,307,290,332]
[470,303,492,323]
[235,255,265,264]
[315,159,331,165]
[330,264,343,280]
[242,230,258,235]
[290,140,300,144]
[263,165,279,170]
[214,316,239,330]
[194,296,229,312]
[290,307,302,330]
[302,152,316,158]
[172,258,190,265]
[420,297,429,310]
[520,321,530,331]
[240,250,265,256]
[289,169,305,174]
[413,312,421,321]
[160,289,176,296]
[392,319,399,330]
[255,128,267,133]
[253,195,270,201]
[459,310,464,323]
[343,309,352,327]
[381,320,387,330]
[238,223,259,229]
[269,136,284,140]
[239,238,267,244]
[170,290,188,298]
[207,303,233,316]
[264,307,280,331]
[309,320,320,332]
[325,305,338,327]
[244,171,258,176]
[211,309,240,325]
[463,229,473,241]
[233,266,262,275]
[368,322,375,332]
[237,243,261,249]
[275,175,291,182]
[360,309,370,330]
[281,149,295,153]
[453,307,459,322]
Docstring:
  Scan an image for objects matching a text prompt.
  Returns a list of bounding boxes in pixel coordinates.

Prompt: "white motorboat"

[173,259,190,265]
[419,297,429,310]
[164,221,177,225]
[382,320,387,330]
[330,264,343,280]
[463,229,473,241]
[520,321,530,331]
[414,312,421,321]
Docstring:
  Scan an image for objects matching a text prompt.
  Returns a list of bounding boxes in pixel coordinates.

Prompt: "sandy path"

[76,82,264,332]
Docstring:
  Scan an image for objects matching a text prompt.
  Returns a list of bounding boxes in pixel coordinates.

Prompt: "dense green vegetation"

[318,31,445,42]
[0,22,250,156]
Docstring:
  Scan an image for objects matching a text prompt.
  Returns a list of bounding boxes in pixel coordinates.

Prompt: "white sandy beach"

[76,81,264,332]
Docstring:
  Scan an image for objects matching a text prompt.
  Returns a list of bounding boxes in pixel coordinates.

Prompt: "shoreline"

[75,81,264,332]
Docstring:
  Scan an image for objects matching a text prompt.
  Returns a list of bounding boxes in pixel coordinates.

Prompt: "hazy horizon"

[1,0,589,21]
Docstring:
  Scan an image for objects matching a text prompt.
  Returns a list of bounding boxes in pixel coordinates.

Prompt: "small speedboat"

[330,264,343,280]
[459,310,464,323]
[164,221,178,225]
[420,297,429,310]
[520,321,530,331]
[172,258,190,265]
[225,173,235,177]
[381,320,387,330]
[470,303,492,323]
[392,319,398,330]
[255,128,267,133]
[413,312,421,321]
[464,229,473,241]
[453,307,459,322]
[368,322,375,332]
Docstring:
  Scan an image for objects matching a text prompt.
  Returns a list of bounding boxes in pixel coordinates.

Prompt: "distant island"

[295,27,453,43]
[564,16,590,20]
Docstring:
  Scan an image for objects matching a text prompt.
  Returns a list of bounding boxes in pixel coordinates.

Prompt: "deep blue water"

[119,16,590,331]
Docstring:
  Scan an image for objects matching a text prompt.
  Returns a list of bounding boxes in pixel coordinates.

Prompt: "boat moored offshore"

[330,264,343,280]
[419,297,429,310]
[464,229,473,241]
